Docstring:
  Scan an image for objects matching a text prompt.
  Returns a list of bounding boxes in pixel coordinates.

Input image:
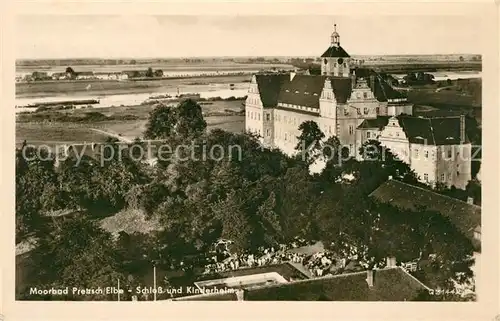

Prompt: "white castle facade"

[245,25,471,189]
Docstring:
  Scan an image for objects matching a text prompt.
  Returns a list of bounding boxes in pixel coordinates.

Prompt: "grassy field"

[16,75,252,98]
[16,123,112,146]
[16,100,246,144]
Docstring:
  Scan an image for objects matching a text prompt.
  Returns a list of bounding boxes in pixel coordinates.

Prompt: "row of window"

[423,172,459,183]
[247,97,260,106]
[326,62,348,68]
[413,149,459,159]
[247,111,261,121]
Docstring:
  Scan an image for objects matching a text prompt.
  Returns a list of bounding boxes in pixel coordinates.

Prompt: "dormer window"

[286,89,290,92]
[295,90,299,94]
[313,93,318,96]
[446,136,455,140]
[304,91,309,95]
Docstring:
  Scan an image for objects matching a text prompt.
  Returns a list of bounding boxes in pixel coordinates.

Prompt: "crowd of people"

[199,237,352,279]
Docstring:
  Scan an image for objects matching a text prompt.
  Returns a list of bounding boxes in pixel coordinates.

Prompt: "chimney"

[235,289,245,301]
[460,114,466,143]
[386,256,397,268]
[467,196,474,205]
[366,269,374,287]
[290,71,296,81]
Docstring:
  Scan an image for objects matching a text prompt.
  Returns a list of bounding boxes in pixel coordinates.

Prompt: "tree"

[154,69,164,77]
[21,217,125,300]
[295,120,325,164]
[143,104,177,139]
[16,145,60,239]
[146,67,154,78]
[175,99,207,138]
[65,66,75,75]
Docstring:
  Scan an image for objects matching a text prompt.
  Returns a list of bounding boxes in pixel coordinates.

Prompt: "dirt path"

[89,128,133,144]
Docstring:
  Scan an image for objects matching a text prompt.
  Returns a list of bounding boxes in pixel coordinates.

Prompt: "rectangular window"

[266,113,270,121]
[284,133,288,141]
[367,132,371,138]
[424,150,429,158]
[414,149,419,157]
[424,173,429,182]
[266,129,271,137]
[441,173,445,181]
[447,149,452,158]
[349,125,353,135]
[349,144,353,152]
[448,173,452,180]
[363,92,368,99]
[329,126,332,134]
[258,114,260,121]
[376,107,380,114]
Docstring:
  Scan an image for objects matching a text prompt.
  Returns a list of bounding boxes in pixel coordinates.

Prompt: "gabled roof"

[245,267,427,301]
[357,116,391,130]
[369,179,481,247]
[320,45,350,58]
[396,115,468,145]
[255,74,289,108]
[174,267,428,301]
[277,75,352,109]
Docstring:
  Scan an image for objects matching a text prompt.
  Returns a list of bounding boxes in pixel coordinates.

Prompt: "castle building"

[245,24,471,189]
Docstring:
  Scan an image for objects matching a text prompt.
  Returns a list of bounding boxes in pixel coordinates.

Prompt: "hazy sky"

[16,15,484,59]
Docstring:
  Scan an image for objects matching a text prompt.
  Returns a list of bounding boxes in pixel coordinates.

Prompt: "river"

[392,71,482,82]
[15,82,250,113]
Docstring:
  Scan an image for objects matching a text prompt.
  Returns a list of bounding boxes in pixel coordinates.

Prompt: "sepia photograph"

[5,3,497,313]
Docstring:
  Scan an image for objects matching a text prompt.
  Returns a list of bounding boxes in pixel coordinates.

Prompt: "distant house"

[76,71,95,80]
[122,70,146,79]
[51,72,66,80]
[94,72,122,80]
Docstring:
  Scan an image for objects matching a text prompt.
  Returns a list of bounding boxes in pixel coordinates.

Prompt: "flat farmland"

[16,123,112,146]
[16,75,252,98]
[16,99,246,144]
[16,62,294,73]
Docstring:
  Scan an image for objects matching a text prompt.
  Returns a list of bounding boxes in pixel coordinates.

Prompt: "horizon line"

[16,53,482,62]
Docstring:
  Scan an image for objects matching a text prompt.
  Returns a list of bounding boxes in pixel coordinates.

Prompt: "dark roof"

[357,116,390,129]
[245,267,427,301]
[354,68,407,102]
[255,74,289,107]
[397,115,468,145]
[277,75,352,109]
[253,70,407,109]
[320,45,350,58]
[369,179,481,246]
